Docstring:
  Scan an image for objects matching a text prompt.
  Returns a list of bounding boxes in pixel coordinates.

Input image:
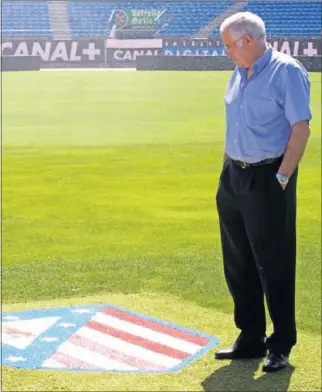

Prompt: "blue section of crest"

[2,304,220,373]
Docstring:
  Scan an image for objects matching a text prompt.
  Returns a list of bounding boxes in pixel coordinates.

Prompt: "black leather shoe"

[262,352,289,372]
[215,345,267,360]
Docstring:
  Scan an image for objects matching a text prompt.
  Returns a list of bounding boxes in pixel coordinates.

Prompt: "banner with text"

[161,37,322,57]
[106,38,162,66]
[1,39,105,65]
[108,9,166,31]
[1,37,320,70]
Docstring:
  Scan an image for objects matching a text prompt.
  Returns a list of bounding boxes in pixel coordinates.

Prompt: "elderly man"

[215,12,312,372]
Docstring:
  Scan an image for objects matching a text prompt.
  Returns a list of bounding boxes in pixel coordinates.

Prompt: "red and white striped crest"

[2,304,219,373]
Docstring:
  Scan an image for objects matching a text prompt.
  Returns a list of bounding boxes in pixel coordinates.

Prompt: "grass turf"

[2,293,322,391]
[2,71,321,391]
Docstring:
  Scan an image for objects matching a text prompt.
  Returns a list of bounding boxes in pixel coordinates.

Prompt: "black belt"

[231,156,282,169]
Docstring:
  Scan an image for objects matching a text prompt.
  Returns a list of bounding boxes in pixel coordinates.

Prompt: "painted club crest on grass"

[2,304,219,373]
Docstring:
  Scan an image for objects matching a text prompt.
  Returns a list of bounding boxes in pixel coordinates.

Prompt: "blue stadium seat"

[67,1,322,38]
[241,1,322,37]
[2,1,322,38]
[2,1,51,37]
[67,1,232,37]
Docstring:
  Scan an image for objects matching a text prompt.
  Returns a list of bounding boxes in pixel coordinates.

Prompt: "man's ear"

[243,34,254,44]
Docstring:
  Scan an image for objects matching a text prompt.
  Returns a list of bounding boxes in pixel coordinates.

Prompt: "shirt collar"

[238,44,272,76]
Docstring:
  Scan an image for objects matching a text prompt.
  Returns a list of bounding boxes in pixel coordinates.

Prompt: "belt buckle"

[241,161,247,169]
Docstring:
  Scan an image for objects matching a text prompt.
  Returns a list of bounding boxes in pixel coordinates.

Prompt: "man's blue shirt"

[224,46,312,163]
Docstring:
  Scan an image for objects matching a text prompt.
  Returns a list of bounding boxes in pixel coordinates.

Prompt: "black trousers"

[216,157,297,355]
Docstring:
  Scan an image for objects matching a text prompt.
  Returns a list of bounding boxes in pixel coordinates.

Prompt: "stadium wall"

[136,55,322,71]
[2,55,41,71]
[1,37,321,71]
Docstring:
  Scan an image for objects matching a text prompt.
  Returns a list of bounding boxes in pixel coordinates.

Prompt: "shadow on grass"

[201,358,295,392]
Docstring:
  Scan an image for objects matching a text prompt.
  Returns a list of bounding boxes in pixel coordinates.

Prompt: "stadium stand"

[2,1,322,39]
[68,1,232,37]
[2,1,52,37]
[212,1,322,36]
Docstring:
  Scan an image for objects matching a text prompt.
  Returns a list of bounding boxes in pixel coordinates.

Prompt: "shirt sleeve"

[284,63,312,127]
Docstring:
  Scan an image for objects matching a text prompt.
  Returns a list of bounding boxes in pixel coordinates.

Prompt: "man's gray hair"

[220,12,266,40]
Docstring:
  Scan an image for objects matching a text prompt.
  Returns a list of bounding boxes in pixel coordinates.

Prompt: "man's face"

[221,28,254,68]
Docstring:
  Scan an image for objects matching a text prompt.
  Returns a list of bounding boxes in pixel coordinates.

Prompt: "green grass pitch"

[2,70,321,391]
